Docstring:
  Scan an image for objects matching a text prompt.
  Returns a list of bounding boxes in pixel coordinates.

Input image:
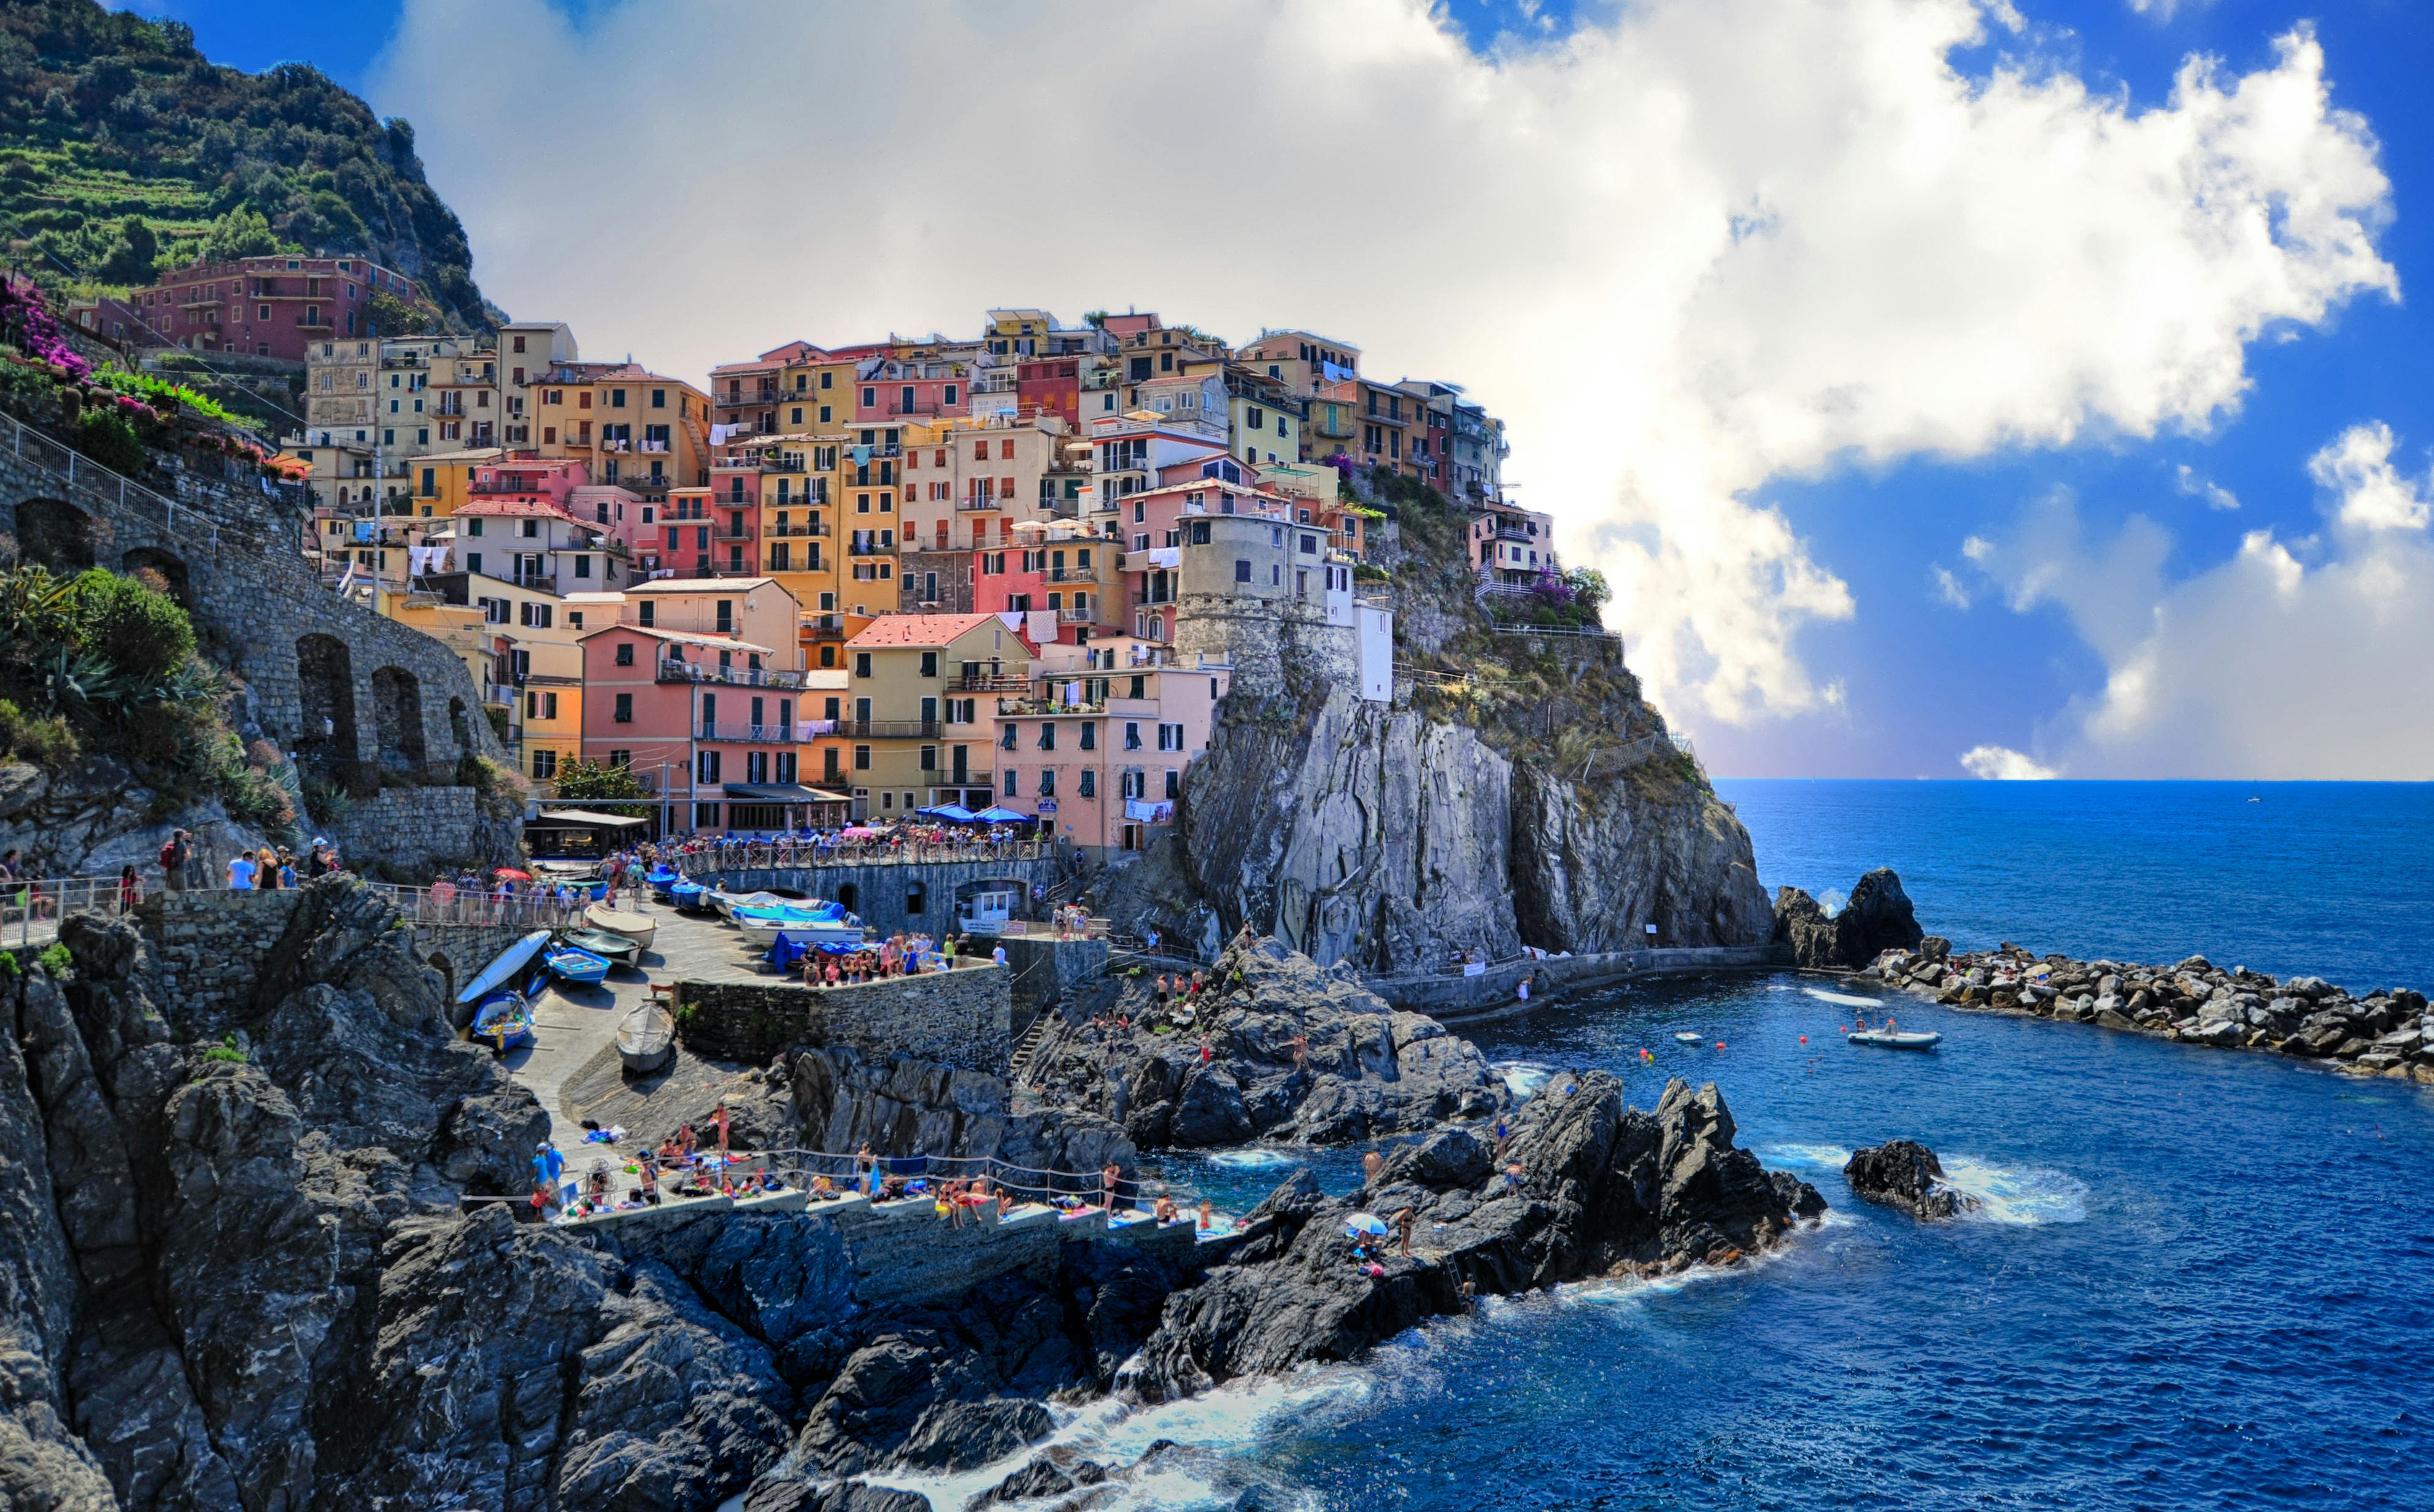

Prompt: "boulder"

[1842,1141,1980,1221]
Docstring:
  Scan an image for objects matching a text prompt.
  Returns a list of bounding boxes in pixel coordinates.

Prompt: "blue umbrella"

[920,803,978,822]
[972,806,1032,824]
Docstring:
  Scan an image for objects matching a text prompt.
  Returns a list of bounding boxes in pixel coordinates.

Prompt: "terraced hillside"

[0,0,493,328]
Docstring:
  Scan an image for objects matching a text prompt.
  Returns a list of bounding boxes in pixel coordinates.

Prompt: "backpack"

[159,839,179,868]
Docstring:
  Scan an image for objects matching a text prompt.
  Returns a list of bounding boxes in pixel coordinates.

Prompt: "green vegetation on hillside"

[0,0,492,328]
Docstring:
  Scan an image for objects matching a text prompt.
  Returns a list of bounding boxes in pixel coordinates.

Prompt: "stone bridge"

[0,403,514,870]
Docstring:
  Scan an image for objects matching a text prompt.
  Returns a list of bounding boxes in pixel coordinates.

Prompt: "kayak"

[1847,1030,1942,1050]
[455,930,551,1007]
[558,927,641,968]
[471,992,535,1052]
[584,903,656,951]
[544,946,612,986]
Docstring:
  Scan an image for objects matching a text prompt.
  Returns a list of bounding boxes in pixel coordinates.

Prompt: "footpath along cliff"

[1100,474,1772,971]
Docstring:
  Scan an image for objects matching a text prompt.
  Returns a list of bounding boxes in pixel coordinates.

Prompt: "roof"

[798,668,851,690]
[577,624,778,655]
[721,783,852,803]
[845,612,1002,649]
[454,499,587,521]
[529,808,652,829]
[624,576,779,595]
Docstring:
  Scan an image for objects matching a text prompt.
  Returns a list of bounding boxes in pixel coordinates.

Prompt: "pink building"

[71,253,415,357]
[990,637,1229,858]
[855,357,972,423]
[472,454,587,509]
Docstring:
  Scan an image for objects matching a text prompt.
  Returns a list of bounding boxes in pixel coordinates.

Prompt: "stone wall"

[0,407,514,868]
[133,888,311,1015]
[330,786,521,876]
[675,964,1011,1073]
[995,935,1108,1018]
[703,861,1056,939]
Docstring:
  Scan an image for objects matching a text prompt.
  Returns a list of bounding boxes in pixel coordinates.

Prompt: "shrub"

[36,943,71,977]
[71,569,194,682]
[70,406,145,474]
[0,951,18,977]
[0,699,80,767]
[300,770,353,824]
[200,1033,247,1065]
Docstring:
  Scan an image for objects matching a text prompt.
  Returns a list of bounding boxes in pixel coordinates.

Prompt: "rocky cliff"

[1118,480,1772,972]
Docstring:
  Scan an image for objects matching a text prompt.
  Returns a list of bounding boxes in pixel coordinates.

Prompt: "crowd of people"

[649,822,1043,875]
[799,927,1008,987]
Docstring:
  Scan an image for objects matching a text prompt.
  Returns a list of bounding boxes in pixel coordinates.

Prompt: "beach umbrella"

[972,806,1030,824]
[926,803,978,822]
[1345,1211,1389,1238]
[493,867,534,881]
[841,826,879,839]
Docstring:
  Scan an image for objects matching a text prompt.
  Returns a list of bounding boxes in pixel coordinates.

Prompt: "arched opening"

[373,666,428,774]
[295,633,360,779]
[835,881,858,914]
[904,881,926,917]
[15,498,99,572]
[120,546,193,609]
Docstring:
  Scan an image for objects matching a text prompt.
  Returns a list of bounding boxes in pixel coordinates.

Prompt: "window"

[1004,770,1018,796]
[614,642,634,666]
[1038,769,1056,797]
[531,749,558,780]
[1079,769,1096,797]
[1038,724,1057,750]
[652,388,666,408]
[1124,722,1142,750]
[1080,723,1097,750]
[919,745,937,772]
[697,750,721,782]
[613,692,633,722]
[1165,769,1181,799]
[1234,560,1251,583]
[854,744,872,770]
[854,652,872,678]
[1000,724,1018,750]
[919,650,938,678]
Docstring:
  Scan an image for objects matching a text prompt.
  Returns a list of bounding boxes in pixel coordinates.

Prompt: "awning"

[971,806,1033,824]
[530,808,653,828]
[918,803,978,821]
[721,783,852,803]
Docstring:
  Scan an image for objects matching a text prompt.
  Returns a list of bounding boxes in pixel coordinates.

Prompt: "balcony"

[697,722,795,744]
[957,673,1030,693]
[999,695,1105,715]
[1056,606,1097,623]
[656,660,806,689]
[832,719,941,739]
[1493,522,1536,542]
[719,390,779,409]
[763,522,830,538]
[805,614,849,639]
[956,496,1002,512]
[846,539,893,557]
[1043,566,1097,583]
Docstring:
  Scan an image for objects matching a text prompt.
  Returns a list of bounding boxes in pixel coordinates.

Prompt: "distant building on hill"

[69,253,417,360]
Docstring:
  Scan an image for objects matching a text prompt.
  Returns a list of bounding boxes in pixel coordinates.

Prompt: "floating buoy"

[1799,1035,1808,1044]
[1714,1041,1726,1050]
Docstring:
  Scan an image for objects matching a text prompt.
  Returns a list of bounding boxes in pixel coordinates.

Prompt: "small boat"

[669,879,713,913]
[558,927,641,968]
[471,991,536,1053]
[645,866,683,901]
[710,887,786,920]
[455,930,551,1009]
[616,1003,675,1073]
[1672,1031,1704,1044]
[583,903,656,951]
[1847,1029,1942,1051]
[544,945,612,986]
[735,901,862,946]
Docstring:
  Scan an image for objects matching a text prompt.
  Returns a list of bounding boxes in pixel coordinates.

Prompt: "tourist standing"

[711,1101,732,1159]
[856,1143,876,1196]
[226,849,257,890]
[991,941,1007,968]
[160,830,188,893]
[117,865,139,914]
[1395,1206,1416,1257]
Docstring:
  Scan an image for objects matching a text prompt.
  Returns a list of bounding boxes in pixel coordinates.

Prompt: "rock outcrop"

[1774,867,1923,970]
[1027,935,1508,1148]
[1842,1140,1978,1220]
[1877,942,2434,1081]
[1123,1076,1823,1400]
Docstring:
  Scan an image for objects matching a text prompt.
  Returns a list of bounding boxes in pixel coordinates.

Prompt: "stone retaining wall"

[331,786,520,877]
[703,861,1056,939]
[133,888,310,1013]
[996,935,1108,1017]
[1372,941,1787,1016]
[674,964,1011,1073]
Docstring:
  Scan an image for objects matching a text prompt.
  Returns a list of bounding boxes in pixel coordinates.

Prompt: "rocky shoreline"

[1862,938,2434,1082]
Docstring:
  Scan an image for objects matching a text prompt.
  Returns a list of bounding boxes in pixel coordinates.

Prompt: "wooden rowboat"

[584,903,655,951]
[617,1003,675,1073]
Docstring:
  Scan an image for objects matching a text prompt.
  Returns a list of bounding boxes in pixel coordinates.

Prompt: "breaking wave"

[1936,1155,2090,1225]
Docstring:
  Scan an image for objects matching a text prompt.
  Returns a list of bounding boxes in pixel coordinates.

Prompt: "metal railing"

[365,881,585,929]
[697,721,795,743]
[0,406,225,556]
[0,876,138,948]
[656,661,806,689]
[662,836,1046,872]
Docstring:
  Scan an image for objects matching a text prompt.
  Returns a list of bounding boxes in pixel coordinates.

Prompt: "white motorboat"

[1672,1031,1704,1044]
[1846,1029,1942,1051]
[733,901,864,947]
[709,887,784,921]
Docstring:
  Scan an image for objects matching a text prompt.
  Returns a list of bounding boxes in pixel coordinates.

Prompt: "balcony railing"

[720,391,780,408]
[763,522,830,537]
[1056,606,1096,623]
[957,497,1001,511]
[656,660,807,689]
[831,719,942,739]
[805,613,849,638]
[847,539,892,556]
[957,673,1030,692]
[999,695,1105,715]
[697,722,795,743]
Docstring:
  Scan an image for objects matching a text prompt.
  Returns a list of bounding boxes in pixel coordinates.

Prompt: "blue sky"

[144,1,2434,780]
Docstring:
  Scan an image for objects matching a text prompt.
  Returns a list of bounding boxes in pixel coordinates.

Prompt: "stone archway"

[120,546,192,609]
[373,666,428,775]
[295,633,360,779]
[15,497,99,572]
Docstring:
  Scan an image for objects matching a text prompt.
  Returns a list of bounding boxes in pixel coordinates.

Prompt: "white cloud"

[1960,744,2061,779]
[2174,464,2241,511]
[1931,565,1973,608]
[2305,422,2432,532]
[1963,426,2434,778]
[2126,0,2215,20]
[373,0,2396,732]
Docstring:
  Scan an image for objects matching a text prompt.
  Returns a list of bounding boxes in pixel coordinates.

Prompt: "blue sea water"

[1717,780,2434,993]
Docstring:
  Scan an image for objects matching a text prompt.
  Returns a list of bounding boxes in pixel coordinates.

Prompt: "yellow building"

[531,360,713,506]
[840,612,1027,820]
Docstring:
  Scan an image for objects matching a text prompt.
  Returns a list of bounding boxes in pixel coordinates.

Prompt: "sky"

[145,0,2434,781]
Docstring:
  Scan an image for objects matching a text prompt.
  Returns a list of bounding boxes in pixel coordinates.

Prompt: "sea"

[868,781,2434,1511]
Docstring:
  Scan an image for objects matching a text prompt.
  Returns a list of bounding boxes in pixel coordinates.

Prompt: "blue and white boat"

[470,970,545,1053]
[544,944,612,986]
[455,930,550,1011]
[669,878,713,913]
[645,866,683,902]
[735,900,863,947]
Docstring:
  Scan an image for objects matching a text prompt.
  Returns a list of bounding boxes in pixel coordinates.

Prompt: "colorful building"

[840,612,1031,821]
[72,253,413,357]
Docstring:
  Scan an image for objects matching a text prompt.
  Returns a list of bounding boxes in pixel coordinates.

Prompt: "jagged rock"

[1027,937,1506,1148]
[1123,1076,1822,1400]
[969,1454,1111,1508]
[1842,1140,1979,1221]
[1774,869,1924,970]
[745,1478,935,1512]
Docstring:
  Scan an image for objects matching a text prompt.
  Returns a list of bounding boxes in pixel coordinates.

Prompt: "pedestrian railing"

[0,876,137,949]
[665,838,1047,874]
[364,881,585,930]
[0,404,225,557]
